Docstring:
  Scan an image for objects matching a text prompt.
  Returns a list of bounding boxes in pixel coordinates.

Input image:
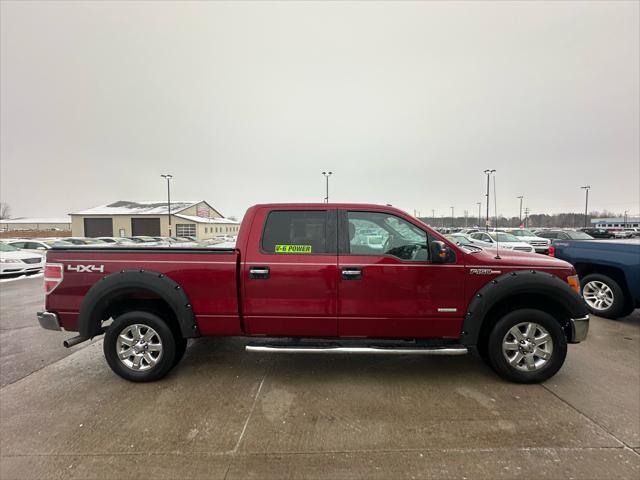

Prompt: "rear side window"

[262,210,328,254]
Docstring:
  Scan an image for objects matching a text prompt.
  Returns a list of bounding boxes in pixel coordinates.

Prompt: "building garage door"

[131,218,161,236]
[84,218,113,237]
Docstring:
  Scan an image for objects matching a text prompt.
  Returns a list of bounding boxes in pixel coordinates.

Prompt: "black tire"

[104,311,177,382]
[173,337,188,366]
[487,309,567,384]
[580,273,626,319]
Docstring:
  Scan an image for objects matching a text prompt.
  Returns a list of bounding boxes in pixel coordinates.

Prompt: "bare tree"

[0,202,11,220]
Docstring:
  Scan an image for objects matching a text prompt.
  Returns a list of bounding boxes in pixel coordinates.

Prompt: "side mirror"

[430,241,451,263]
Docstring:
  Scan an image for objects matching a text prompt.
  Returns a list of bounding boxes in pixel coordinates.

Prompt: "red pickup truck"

[38,203,589,383]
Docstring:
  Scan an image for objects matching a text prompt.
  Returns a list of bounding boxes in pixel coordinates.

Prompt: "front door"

[242,208,339,337]
[337,209,466,339]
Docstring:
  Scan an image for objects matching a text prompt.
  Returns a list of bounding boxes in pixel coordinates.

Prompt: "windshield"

[49,240,73,247]
[567,231,594,239]
[82,238,108,244]
[490,232,520,242]
[508,229,535,237]
[446,234,471,245]
[0,243,18,252]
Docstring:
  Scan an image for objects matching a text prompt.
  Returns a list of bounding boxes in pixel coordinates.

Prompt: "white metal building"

[70,200,240,239]
[591,217,640,228]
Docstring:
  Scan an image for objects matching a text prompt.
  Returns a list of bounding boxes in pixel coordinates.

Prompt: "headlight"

[567,274,580,294]
[0,258,22,264]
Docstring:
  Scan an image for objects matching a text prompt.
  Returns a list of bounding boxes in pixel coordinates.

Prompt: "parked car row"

[0,235,240,276]
[444,229,551,255]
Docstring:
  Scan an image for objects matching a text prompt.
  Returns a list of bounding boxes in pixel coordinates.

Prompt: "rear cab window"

[261,210,334,255]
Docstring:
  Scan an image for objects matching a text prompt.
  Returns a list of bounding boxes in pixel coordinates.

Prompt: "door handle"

[341,267,363,280]
[249,266,270,279]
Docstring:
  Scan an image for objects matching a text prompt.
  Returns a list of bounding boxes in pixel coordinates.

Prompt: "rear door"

[337,209,466,339]
[242,208,339,336]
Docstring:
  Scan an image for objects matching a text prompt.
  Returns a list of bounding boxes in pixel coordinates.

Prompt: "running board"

[246,344,468,355]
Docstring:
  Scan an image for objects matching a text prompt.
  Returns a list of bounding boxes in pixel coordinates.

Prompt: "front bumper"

[37,311,62,331]
[568,315,589,343]
[0,263,43,275]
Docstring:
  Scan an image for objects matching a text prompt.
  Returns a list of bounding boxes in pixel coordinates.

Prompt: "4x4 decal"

[67,264,104,273]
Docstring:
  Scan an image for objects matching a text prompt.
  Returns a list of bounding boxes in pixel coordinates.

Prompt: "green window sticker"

[275,244,312,254]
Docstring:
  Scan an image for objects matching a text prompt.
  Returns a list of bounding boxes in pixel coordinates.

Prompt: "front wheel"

[104,311,177,382]
[487,309,567,383]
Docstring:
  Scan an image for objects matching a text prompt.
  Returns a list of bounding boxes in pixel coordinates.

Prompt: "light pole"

[431,209,435,226]
[450,206,454,228]
[524,207,530,228]
[161,174,173,236]
[484,169,496,231]
[624,210,628,227]
[322,172,332,203]
[517,196,524,226]
[476,202,481,227]
[580,186,590,228]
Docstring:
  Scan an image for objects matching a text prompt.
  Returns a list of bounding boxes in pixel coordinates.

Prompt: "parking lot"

[0,275,638,479]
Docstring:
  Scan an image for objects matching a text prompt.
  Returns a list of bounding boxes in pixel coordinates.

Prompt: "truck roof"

[253,203,398,209]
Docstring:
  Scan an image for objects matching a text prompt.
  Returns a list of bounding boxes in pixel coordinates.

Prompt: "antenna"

[493,174,501,259]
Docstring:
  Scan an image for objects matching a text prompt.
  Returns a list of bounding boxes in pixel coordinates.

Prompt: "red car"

[38,203,588,383]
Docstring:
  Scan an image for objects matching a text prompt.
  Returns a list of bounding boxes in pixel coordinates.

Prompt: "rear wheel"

[487,309,567,383]
[104,311,177,382]
[581,273,625,319]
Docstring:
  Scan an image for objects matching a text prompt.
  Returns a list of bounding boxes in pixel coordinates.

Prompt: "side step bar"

[246,345,468,355]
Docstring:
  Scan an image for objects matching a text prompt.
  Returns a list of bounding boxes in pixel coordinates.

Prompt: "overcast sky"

[1,1,638,220]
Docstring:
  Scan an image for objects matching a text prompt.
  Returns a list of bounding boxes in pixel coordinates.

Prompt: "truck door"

[242,208,339,336]
[337,209,465,339]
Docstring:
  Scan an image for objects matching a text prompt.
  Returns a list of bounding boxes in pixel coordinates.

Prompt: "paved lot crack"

[232,368,268,454]
[541,382,633,449]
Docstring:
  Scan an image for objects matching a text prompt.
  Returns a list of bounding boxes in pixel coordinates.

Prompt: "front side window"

[262,210,327,254]
[346,211,428,261]
[176,224,196,237]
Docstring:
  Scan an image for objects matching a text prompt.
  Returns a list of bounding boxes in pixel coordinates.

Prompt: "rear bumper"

[37,311,61,331]
[568,315,589,343]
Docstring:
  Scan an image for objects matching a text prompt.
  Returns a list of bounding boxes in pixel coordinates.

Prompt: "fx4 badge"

[67,264,105,273]
[469,268,501,275]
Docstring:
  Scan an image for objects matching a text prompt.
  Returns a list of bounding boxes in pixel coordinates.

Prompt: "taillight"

[548,245,555,257]
[44,263,64,295]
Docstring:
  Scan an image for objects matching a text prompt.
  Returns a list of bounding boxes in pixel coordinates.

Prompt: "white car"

[4,238,71,254]
[499,228,551,254]
[468,231,535,253]
[612,229,635,239]
[0,243,44,276]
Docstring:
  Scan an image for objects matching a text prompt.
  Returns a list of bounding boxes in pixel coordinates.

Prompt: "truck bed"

[46,246,242,335]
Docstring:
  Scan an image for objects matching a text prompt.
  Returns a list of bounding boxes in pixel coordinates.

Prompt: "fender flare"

[78,270,200,339]
[459,270,588,345]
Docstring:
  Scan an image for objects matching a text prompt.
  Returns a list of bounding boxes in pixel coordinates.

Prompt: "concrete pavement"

[0,277,638,479]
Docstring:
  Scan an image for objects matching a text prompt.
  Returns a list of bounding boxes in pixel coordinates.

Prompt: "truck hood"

[464,246,573,270]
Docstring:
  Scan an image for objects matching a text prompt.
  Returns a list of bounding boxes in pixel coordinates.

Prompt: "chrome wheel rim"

[502,322,553,372]
[116,324,163,371]
[583,280,614,311]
